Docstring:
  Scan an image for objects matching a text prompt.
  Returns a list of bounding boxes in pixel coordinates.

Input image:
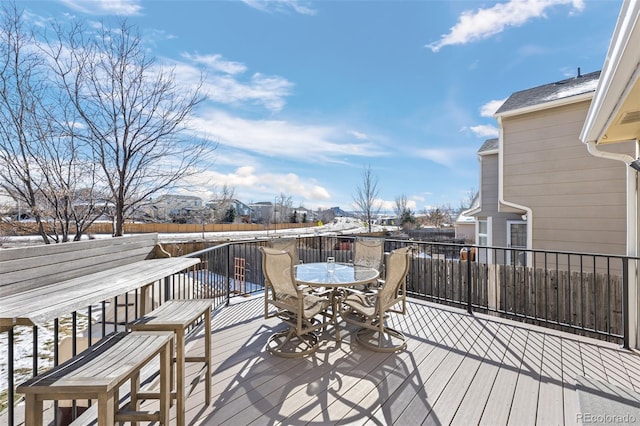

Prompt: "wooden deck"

[9,296,640,425]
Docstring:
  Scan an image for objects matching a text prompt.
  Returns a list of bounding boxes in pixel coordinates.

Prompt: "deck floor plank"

[507,329,544,425]
[560,337,585,425]
[479,323,530,425]
[337,304,459,425]
[422,318,501,425]
[536,333,565,425]
[389,312,486,424]
[363,304,469,424]
[450,322,516,425]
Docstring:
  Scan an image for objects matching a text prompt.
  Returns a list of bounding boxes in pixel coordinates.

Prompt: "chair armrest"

[341,287,377,297]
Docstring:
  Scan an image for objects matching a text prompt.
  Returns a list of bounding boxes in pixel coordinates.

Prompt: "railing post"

[622,257,630,349]
[164,276,171,302]
[8,327,14,426]
[466,246,473,315]
[225,244,231,306]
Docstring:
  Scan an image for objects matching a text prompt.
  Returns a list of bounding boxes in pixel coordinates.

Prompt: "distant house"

[152,194,203,221]
[290,206,316,223]
[206,199,253,223]
[248,202,274,224]
[453,211,475,244]
[491,70,630,258]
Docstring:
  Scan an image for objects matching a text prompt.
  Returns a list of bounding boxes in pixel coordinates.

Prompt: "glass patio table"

[294,262,379,288]
[293,262,379,342]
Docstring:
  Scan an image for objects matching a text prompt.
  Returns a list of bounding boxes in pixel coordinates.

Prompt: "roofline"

[495,92,594,119]
[580,0,640,144]
[462,206,481,217]
[478,148,499,156]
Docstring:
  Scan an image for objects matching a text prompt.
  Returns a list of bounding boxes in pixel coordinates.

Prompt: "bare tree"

[424,205,452,228]
[210,184,235,223]
[275,192,293,223]
[0,4,106,243]
[459,187,478,211]
[353,164,381,233]
[394,194,415,229]
[0,3,50,242]
[45,19,207,236]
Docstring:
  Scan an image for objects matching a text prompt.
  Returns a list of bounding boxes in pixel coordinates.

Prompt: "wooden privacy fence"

[0,221,314,236]
[406,257,624,341]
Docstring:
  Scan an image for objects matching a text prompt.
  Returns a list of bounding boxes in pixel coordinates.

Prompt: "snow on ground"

[1,216,391,248]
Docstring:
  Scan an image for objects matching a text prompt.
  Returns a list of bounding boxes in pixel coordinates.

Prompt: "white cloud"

[191,109,387,164]
[349,130,369,140]
[60,0,143,15]
[182,53,247,75]
[480,99,506,117]
[426,0,585,52]
[416,147,477,168]
[468,124,499,138]
[182,166,331,204]
[174,57,294,112]
[242,0,316,15]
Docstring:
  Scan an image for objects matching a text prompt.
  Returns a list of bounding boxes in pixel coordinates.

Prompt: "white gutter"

[586,141,635,168]
[586,141,638,259]
[497,117,533,251]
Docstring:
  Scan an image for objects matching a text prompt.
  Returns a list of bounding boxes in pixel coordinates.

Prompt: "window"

[478,220,488,246]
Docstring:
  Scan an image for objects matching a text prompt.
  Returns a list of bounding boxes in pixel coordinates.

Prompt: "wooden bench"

[16,331,174,426]
[0,233,200,329]
[128,299,213,426]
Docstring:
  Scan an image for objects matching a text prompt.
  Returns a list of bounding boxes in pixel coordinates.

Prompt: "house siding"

[501,100,630,255]
[477,154,522,248]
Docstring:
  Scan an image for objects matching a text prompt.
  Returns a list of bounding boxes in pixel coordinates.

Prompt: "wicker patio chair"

[339,245,413,352]
[260,247,331,357]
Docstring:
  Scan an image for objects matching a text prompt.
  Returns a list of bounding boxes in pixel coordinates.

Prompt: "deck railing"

[1,235,638,424]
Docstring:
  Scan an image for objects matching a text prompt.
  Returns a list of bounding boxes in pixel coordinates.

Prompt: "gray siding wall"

[501,100,631,255]
[477,153,522,247]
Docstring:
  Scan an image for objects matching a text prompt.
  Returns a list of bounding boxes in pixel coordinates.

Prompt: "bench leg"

[24,394,43,426]
[160,339,171,425]
[97,392,115,426]
[176,329,186,426]
[130,371,140,426]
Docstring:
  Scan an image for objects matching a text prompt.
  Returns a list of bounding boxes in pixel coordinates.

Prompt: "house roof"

[496,70,600,116]
[478,138,498,154]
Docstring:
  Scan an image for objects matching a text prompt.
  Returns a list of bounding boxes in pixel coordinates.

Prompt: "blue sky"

[19,0,621,213]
